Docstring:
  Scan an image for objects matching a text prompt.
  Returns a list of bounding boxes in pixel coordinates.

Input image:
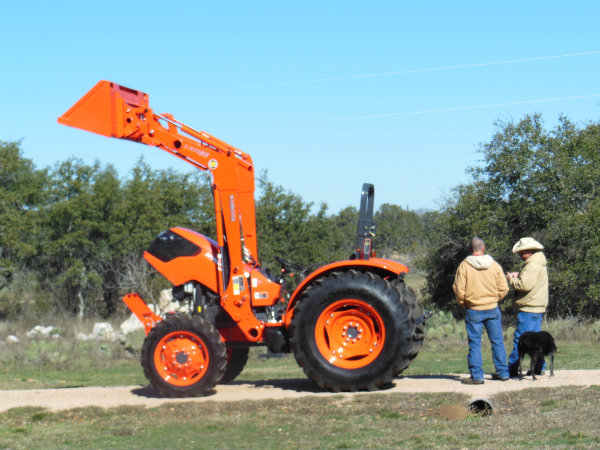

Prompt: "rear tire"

[290,270,415,392]
[221,347,250,383]
[141,315,227,397]
[391,279,424,373]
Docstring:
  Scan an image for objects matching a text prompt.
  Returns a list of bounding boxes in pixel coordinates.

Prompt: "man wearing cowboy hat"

[506,237,549,377]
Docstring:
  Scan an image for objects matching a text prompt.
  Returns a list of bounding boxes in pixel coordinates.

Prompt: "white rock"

[7,335,20,343]
[160,300,180,314]
[76,332,90,341]
[177,302,191,314]
[87,322,120,342]
[120,314,145,334]
[92,322,114,337]
[158,289,174,312]
[26,325,57,338]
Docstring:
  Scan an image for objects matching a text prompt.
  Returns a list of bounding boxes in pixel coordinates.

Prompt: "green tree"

[0,140,435,318]
[28,157,215,317]
[374,203,425,261]
[0,142,46,280]
[34,159,118,315]
[112,161,214,307]
[424,114,600,318]
[255,174,323,270]
[327,206,359,260]
[0,142,47,317]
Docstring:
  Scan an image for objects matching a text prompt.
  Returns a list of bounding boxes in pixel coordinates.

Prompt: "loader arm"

[58,80,264,339]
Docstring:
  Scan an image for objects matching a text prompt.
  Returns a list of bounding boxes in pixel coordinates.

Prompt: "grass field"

[2,334,599,390]
[1,313,599,449]
[1,384,599,449]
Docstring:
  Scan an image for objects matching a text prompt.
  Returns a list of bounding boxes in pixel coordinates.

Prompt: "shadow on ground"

[131,374,463,398]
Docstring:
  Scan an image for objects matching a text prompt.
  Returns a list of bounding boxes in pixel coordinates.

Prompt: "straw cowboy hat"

[512,237,544,254]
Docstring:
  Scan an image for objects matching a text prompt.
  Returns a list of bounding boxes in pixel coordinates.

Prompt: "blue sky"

[1,1,599,212]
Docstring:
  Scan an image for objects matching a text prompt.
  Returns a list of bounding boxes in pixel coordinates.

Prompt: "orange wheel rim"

[315,299,385,369]
[154,331,210,386]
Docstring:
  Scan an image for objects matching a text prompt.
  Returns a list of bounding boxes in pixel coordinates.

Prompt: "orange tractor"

[59,81,426,396]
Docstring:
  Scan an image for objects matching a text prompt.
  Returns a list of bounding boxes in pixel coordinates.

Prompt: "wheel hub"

[154,331,209,386]
[315,300,385,369]
[176,352,189,364]
[346,326,359,339]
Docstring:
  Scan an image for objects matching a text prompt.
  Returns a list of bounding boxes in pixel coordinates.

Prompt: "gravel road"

[1,370,599,412]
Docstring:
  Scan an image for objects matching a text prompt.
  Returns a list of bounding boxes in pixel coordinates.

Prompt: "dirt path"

[1,370,599,412]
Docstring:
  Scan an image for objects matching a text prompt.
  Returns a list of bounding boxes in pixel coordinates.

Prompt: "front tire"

[290,270,415,392]
[141,315,227,397]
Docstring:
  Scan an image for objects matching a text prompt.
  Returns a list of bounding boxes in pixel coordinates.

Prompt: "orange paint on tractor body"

[58,81,422,396]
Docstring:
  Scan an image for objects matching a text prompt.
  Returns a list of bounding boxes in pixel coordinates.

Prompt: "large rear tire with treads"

[290,270,415,392]
[391,280,424,374]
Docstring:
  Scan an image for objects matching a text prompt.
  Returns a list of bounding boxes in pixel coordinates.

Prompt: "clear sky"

[1,1,599,213]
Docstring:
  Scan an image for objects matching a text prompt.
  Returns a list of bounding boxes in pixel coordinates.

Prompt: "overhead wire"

[192,51,600,92]
[249,51,600,88]
[177,51,600,124]
[292,94,600,124]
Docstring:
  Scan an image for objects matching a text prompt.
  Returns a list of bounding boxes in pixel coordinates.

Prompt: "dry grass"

[1,309,600,449]
[1,387,599,449]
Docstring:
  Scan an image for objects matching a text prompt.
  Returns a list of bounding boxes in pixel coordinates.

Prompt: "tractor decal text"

[183,143,210,159]
[229,195,236,222]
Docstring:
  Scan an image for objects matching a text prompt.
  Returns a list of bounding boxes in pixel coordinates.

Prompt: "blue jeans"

[508,311,545,374]
[465,307,509,380]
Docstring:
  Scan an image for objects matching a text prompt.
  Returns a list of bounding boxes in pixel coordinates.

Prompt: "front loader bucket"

[58,80,149,138]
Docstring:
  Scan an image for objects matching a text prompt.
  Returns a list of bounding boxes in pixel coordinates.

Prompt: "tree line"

[0,141,426,319]
[422,114,600,319]
[2,113,599,320]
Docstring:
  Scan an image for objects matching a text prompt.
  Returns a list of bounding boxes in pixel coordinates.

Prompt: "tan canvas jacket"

[453,255,509,310]
[508,251,549,313]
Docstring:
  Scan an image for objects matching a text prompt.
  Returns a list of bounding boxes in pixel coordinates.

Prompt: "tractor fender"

[284,258,409,327]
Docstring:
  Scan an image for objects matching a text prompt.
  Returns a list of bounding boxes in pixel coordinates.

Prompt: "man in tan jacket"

[453,237,510,384]
[506,237,549,376]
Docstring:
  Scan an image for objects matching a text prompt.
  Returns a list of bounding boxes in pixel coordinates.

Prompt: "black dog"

[517,331,557,380]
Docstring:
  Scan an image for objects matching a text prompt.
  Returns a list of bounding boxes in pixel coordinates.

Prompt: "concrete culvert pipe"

[468,398,494,416]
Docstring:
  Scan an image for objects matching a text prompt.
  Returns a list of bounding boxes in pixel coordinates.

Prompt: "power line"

[261,51,600,87]
[193,51,600,92]
[288,94,600,124]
